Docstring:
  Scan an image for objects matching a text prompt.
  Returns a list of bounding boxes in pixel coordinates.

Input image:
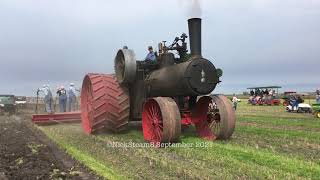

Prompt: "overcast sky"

[0,0,319,96]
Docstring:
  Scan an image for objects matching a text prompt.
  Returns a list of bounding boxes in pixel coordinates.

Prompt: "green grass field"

[38,101,320,179]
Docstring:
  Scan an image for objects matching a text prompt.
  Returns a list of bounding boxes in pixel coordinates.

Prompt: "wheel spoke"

[158,122,163,129]
[147,108,154,120]
[210,116,221,134]
[153,104,159,118]
[212,122,221,134]
[146,113,154,125]
[144,101,163,143]
[148,106,157,125]
[155,127,162,141]
[150,105,156,118]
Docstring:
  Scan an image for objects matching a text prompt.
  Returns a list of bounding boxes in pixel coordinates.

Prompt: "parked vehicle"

[282,91,296,106]
[15,96,27,108]
[312,104,320,118]
[0,95,16,114]
[285,93,312,113]
[286,104,312,113]
[247,86,281,106]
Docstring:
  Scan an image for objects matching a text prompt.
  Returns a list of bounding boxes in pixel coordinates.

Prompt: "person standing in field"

[38,84,53,113]
[316,89,320,104]
[232,94,238,110]
[68,83,79,112]
[57,86,67,112]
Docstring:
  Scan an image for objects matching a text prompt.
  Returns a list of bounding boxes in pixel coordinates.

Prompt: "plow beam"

[32,112,81,125]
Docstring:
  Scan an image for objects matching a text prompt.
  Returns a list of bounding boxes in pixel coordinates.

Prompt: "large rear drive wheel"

[192,95,236,140]
[81,73,130,134]
[142,97,181,144]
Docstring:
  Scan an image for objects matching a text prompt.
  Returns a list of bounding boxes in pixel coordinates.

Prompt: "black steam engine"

[81,18,236,144]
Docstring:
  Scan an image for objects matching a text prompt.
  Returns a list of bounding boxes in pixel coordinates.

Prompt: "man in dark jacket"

[57,86,67,112]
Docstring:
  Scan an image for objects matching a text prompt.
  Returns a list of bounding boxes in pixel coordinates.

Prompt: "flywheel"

[114,49,136,85]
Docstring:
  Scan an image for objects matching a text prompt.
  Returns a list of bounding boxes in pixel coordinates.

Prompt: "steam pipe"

[188,18,202,57]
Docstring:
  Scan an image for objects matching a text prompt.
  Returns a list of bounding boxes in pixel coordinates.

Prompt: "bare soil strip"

[0,114,101,180]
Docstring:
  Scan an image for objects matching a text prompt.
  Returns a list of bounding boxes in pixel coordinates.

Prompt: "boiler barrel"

[146,58,219,97]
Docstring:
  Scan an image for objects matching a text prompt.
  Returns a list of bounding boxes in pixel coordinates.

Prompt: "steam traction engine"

[81,18,236,144]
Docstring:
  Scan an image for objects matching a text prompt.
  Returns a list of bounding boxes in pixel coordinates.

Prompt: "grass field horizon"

[38,100,320,179]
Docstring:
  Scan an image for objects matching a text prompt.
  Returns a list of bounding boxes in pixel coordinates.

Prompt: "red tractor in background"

[248,86,281,106]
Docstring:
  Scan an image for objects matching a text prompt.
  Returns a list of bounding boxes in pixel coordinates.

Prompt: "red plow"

[32,111,81,125]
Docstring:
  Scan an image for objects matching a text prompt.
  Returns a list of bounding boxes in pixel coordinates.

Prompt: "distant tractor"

[282,91,296,106]
[285,93,312,113]
[312,104,320,118]
[286,104,312,113]
[80,18,236,144]
[0,95,16,115]
[247,86,281,106]
[15,96,27,108]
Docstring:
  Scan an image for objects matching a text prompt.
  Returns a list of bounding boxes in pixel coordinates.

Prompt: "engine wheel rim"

[204,98,223,138]
[208,104,222,136]
[193,95,236,140]
[317,112,320,118]
[142,99,163,143]
[81,76,94,134]
[192,96,216,140]
[142,97,181,144]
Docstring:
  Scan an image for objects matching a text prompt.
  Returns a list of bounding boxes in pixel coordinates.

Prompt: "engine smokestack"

[188,18,202,57]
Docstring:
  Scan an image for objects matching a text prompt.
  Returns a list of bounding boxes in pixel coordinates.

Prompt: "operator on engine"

[145,46,156,61]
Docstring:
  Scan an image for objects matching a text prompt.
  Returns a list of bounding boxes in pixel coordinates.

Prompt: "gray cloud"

[0,0,319,96]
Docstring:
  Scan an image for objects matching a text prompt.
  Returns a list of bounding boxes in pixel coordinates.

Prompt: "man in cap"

[68,83,79,112]
[145,46,156,61]
[57,86,67,112]
[38,84,53,113]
